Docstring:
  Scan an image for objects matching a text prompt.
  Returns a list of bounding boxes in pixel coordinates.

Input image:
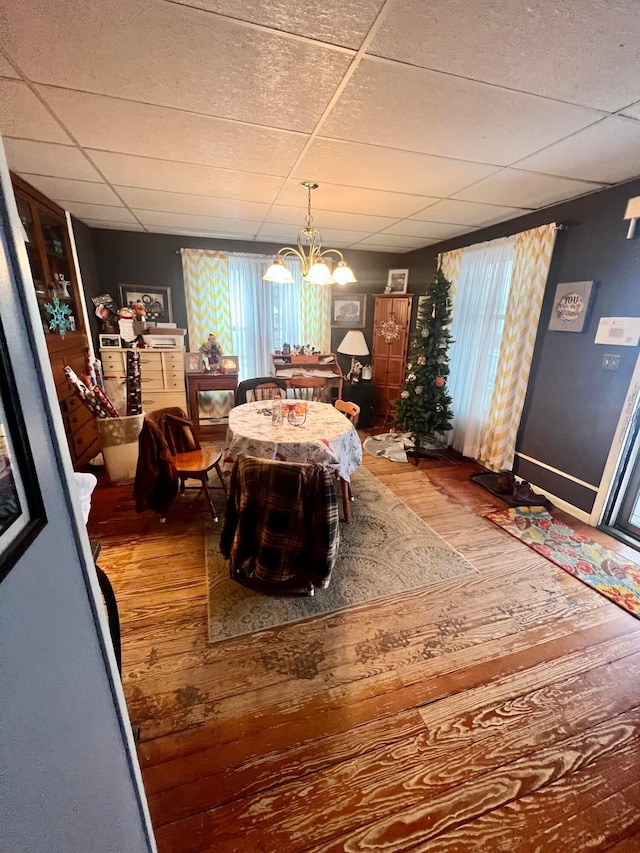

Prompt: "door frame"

[590,349,640,527]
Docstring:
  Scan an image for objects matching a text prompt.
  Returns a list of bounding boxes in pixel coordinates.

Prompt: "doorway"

[601,399,640,550]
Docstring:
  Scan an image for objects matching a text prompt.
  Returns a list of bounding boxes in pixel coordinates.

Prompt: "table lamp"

[337,330,369,382]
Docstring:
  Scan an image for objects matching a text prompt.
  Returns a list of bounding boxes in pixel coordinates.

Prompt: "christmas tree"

[394,266,454,457]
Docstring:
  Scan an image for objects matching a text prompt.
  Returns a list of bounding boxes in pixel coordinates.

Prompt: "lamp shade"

[337,330,369,357]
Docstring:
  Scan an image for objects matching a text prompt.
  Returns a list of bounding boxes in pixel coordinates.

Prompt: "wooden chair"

[248,381,286,403]
[334,398,360,427]
[333,399,361,522]
[290,377,331,403]
[156,409,227,523]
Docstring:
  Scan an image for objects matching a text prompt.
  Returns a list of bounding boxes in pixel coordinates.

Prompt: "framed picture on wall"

[0,317,46,583]
[118,284,173,323]
[331,293,367,328]
[548,281,595,332]
[385,269,409,294]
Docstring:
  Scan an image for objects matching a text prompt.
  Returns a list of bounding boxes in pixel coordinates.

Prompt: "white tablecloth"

[224,400,362,481]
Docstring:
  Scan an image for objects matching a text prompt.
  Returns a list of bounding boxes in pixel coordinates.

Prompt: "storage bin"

[95,413,144,485]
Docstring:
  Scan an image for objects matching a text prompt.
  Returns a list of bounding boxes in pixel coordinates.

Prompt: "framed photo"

[385,269,409,294]
[99,333,121,348]
[220,355,239,373]
[118,284,173,323]
[185,352,205,373]
[331,293,367,328]
[0,317,46,583]
[548,281,595,332]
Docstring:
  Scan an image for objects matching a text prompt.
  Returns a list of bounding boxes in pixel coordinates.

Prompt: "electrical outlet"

[603,353,621,370]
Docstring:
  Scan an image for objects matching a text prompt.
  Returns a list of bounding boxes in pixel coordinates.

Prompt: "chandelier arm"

[318,248,346,264]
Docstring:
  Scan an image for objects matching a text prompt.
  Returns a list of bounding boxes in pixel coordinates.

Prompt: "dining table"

[223,400,363,521]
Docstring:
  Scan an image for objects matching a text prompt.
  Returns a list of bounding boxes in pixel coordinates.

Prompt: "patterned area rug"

[206,466,478,644]
[486,505,640,619]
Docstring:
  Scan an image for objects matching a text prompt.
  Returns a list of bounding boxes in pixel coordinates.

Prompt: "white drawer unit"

[100,346,187,414]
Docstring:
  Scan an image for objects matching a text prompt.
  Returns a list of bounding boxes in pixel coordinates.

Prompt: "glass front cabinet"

[13,174,99,467]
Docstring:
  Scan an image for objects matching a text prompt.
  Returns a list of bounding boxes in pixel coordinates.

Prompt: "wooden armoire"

[372,294,413,418]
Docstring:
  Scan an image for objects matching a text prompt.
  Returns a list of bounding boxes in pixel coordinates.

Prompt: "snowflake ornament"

[45,293,73,339]
[378,318,401,344]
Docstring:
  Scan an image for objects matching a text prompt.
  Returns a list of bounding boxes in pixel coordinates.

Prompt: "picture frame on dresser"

[118,284,173,323]
[385,269,409,294]
[185,352,205,373]
[99,334,121,348]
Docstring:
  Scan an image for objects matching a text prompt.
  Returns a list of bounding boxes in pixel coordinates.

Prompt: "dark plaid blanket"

[220,455,339,587]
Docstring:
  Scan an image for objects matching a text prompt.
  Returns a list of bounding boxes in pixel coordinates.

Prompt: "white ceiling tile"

[178,0,384,49]
[381,220,473,240]
[515,116,640,184]
[321,59,605,166]
[276,180,437,218]
[20,174,121,206]
[3,139,103,181]
[135,210,261,235]
[38,87,307,174]
[256,221,371,246]
[370,0,640,112]
[352,234,432,250]
[410,199,533,227]
[266,203,396,232]
[0,79,70,143]
[621,101,640,121]
[296,138,499,197]
[82,220,145,231]
[144,225,253,240]
[346,243,406,252]
[58,202,137,223]
[86,151,283,202]
[117,187,269,219]
[0,53,19,78]
[453,169,604,208]
[8,0,351,132]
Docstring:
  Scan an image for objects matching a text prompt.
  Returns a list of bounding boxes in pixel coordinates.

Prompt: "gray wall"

[405,178,640,512]
[85,229,398,376]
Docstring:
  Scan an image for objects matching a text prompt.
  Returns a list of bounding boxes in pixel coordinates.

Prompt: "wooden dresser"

[100,347,187,414]
[371,295,413,418]
[13,174,100,467]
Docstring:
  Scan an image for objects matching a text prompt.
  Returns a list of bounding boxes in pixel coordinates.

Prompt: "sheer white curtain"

[228,254,302,379]
[448,236,516,459]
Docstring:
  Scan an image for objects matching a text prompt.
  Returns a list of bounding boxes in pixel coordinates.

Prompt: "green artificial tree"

[394,265,454,462]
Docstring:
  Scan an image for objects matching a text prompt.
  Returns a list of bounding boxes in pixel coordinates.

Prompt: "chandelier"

[262,181,357,286]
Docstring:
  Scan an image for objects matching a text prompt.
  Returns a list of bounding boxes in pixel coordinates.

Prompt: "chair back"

[235,376,287,405]
[334,398,360,426]
[248,382,286,403]
[290,377,330,403]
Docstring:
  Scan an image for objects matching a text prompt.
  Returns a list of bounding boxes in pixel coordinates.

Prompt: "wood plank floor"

[87,448,640,852]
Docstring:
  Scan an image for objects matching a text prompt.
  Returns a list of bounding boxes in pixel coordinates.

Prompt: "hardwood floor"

[88,449,640,852]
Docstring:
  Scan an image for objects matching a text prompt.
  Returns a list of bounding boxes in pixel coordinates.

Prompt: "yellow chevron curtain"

[301,281,331,352]
[180,249,232,353]
[438,248,463,299]
[180,249,233,419]
[478,223,558,471]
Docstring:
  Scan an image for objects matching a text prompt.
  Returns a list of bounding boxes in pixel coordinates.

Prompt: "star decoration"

[45,293,73,339]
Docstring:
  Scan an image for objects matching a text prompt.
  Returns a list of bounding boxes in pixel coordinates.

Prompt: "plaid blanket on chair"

[220,455,340,588]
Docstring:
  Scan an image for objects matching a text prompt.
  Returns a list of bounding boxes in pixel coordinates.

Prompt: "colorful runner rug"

[486,505,640,619]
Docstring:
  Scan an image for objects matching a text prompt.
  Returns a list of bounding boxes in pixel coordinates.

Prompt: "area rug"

[486,505,640,618]
[206,466,478,643]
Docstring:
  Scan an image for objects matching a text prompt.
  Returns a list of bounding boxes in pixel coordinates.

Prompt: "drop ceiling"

[2,0,640,252]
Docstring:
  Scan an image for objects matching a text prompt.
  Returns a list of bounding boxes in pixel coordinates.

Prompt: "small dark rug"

[470,471,552,509]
